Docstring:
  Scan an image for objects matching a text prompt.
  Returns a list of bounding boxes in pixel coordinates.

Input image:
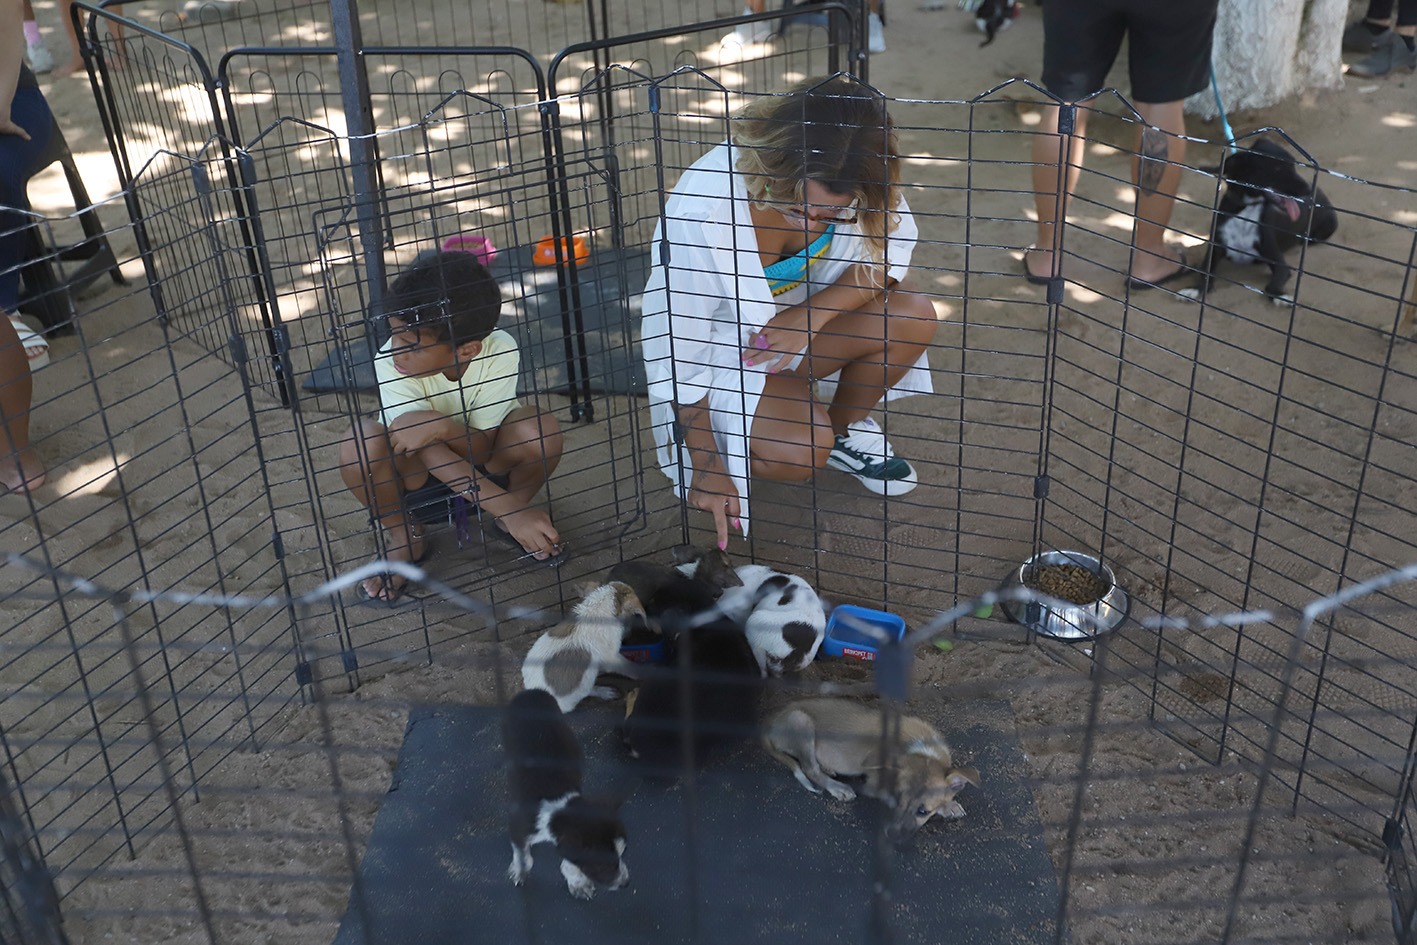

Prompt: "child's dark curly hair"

[384,250,502,346]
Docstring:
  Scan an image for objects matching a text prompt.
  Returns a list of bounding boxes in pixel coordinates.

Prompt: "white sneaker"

[723,6,774,46]
[25,41,55,75]
[825,417,917,496]
[867,11,887,53]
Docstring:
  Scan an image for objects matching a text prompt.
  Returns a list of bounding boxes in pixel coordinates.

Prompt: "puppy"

[931,0,1017,45]
[608,544,742,639]
[1197,137,1338,305]
[973,0,1018,45]
[761,698,979,840]
[503,689,629,899]
[621,611,762,774]
[716,564,826,676]
[522,582,645,713]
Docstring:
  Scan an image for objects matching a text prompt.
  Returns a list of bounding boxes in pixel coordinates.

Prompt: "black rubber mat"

[335,697,1061,945]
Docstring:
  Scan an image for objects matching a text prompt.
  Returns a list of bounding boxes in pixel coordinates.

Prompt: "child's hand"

[499,507,562,560]
[388,413,456,455]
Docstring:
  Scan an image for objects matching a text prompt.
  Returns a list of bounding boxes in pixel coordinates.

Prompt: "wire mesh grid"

[1,6,1415,944]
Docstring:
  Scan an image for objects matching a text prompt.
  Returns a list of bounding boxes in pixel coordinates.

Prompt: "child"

[339,251,564,604]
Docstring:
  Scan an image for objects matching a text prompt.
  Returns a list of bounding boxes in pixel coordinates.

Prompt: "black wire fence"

[0,2,1414,943]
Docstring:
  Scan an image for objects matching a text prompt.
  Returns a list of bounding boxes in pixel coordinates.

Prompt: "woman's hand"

[742,305,811,374]
[687,466,741,552]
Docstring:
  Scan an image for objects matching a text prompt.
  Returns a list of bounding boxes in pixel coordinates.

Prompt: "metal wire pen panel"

[2,6,1416,944]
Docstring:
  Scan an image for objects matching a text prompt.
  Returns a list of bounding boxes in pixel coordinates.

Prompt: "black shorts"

[401,465,512,526]
[1041,0,1219,104]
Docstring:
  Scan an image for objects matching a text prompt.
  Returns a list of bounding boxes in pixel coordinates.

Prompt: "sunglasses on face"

[778,197,860,226]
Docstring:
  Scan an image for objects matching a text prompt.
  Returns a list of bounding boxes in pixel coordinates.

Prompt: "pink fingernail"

[718,539,728,551]
[731,517,741,530]
[754,334,769,350]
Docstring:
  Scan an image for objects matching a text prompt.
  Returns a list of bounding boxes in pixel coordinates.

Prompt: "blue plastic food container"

[822,604,907,661]
[620,639,667,665]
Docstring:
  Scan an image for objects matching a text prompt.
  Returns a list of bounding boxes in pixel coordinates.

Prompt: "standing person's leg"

[1348,0,1417,75]
[1344,0,1396,51]
[22,0,54,73]
[1127,101,1188,283]
[1025,0,1123,282]
[1027,105,1090,281]
[54,1,84,77]
[1121,0,1218,286]
[0,313,43,494]
[0,87,55,493]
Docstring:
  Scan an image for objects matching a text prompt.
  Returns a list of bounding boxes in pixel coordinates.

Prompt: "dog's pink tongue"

[1279,196,1300,223]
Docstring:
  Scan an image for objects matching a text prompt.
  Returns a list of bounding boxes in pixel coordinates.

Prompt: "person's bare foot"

[1128,247,1189,285]
[1023,245,1058,283]
[0,451,46,495]
[496,507,562,561]
[360,526,427,602]
[52,57,85,78]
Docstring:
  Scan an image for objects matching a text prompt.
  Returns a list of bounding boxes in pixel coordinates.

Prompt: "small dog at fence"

[522,582,646,713]
[1195,137,1338,305]
[927,0,1018,46]
[716,564,826,677]
[503,689,629,899]
[761,698,979,840]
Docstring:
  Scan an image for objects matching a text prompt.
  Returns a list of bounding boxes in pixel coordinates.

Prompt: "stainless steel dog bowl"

[1001,550,1129,641]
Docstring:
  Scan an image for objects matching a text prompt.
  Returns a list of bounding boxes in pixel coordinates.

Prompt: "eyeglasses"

[778,198,859,226]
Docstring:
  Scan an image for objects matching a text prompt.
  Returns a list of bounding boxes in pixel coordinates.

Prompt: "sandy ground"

[7,0,1416,942]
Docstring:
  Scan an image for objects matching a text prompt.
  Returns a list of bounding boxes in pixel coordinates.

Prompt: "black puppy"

[621,611,762,776]
[503,688,629,899]
[1197,137,1338,304]
[608,545,742,643]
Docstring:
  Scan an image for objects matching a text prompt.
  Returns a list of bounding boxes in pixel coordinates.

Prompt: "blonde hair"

[732,76,902,268]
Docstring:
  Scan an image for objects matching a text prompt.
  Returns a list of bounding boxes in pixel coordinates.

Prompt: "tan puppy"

[761,698,979,839]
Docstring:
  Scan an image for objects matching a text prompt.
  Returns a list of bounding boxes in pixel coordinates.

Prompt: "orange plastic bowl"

[532,235,589,266]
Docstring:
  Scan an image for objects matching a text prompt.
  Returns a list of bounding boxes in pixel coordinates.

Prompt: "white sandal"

[7,314,49,371]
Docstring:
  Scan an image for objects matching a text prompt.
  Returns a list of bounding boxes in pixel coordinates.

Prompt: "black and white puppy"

[716,564,826,677]
[1196,137,1338,305]
[503,688,629,899]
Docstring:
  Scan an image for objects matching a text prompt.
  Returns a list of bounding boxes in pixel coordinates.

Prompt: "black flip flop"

[1126,256,1193,292]
[354,538,433,607]
[1020,247,1057,285]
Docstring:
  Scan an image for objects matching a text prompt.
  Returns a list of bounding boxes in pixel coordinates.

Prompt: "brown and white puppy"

[522,582,646,713]
[761,698,979,840]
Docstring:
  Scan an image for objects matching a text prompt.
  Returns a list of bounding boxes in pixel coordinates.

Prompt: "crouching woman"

[640,75,938,549]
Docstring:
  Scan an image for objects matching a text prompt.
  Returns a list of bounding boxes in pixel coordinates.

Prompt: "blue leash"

[1210,63,1238,149]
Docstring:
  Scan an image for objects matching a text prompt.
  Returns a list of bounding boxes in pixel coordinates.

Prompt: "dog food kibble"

[1025,564,1109,605]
